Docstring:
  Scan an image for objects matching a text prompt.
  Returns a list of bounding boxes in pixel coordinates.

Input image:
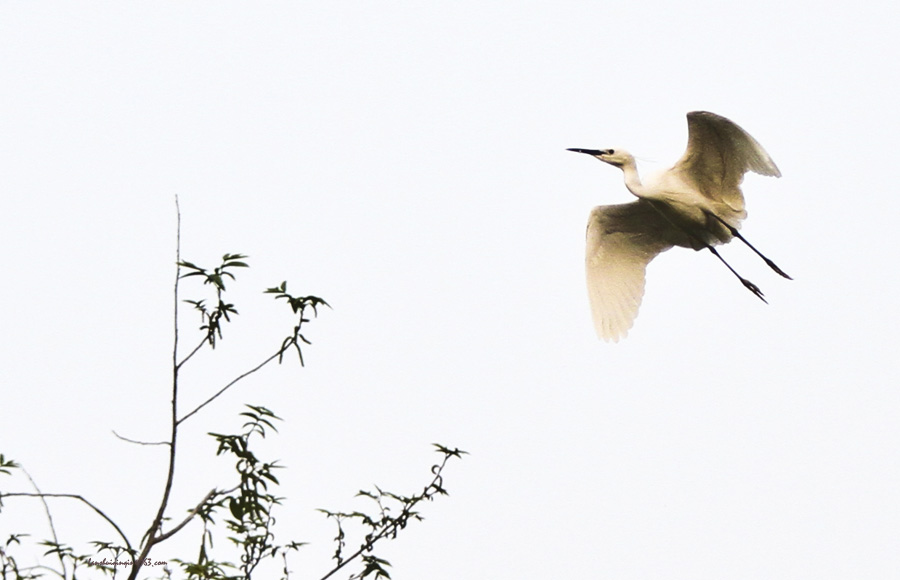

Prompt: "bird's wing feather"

[586,200,687,342]
[671,111,780,215]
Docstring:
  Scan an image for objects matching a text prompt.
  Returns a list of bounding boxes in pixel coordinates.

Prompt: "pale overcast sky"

[2,2,900,579]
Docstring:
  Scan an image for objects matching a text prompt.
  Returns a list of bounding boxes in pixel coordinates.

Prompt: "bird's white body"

[570,111,784,342]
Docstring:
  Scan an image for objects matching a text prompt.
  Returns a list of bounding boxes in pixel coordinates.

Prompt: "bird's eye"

[602,149,615,155]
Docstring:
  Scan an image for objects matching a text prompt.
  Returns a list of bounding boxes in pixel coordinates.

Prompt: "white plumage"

[570,111,788,342]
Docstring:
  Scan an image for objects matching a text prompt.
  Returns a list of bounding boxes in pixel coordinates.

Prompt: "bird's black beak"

[567,148,605,155]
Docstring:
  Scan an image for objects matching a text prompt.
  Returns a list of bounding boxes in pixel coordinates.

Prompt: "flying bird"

[569,111,789,342]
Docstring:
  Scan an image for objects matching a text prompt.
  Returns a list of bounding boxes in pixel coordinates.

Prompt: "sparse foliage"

[0,206,464,580]
[180,253,249,349]
[318,444,467,580]
[264,282,329,366]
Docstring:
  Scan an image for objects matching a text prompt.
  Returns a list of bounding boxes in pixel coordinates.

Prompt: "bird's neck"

[621,160,646,197]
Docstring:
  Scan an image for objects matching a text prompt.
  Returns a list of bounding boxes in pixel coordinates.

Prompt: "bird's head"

[567,148,634,169]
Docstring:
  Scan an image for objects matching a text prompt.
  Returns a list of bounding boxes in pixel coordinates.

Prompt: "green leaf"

[432,443,468,458]
[179,270,207,279]
[178,260,204,271]
[260,471,280,485]
[229,497,243,519]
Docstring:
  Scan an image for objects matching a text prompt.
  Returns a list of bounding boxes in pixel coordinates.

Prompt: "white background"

[2,2,899,579]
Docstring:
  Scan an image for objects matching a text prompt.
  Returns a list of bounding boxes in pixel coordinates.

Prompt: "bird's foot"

[741,278,768,303]
[765,258,793,280]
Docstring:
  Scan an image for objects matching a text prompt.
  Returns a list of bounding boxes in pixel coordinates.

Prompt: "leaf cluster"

[179,254,249,348]
[174,406,304,580]
[264,283,329,366]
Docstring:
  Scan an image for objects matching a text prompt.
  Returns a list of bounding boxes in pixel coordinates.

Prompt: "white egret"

[569,111,789,342]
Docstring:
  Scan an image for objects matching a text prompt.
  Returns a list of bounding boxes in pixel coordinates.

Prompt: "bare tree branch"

[153,488,217,543]
[175,337,208,370]
[112,431,170,447]
[126,196,184,580]
[176,348,285,425]
[21,468,66,578]
[1,493,132,553]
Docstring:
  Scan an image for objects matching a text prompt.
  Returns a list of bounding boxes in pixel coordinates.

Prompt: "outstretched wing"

[586,200,689,342]
[671,111,781,215]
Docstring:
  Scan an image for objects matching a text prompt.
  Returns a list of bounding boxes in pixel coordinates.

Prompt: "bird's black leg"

[711,214,792,280]
[645,203,770,302]
[706,246,767,303]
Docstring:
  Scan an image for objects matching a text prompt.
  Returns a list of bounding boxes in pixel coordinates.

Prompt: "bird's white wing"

[586,200,689,342]
[672,111,781,215]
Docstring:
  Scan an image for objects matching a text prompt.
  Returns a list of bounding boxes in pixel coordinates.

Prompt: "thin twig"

[175,337,208,370]
[1,493,132,552]
[174,195,182,381]
[154,484,240,543]
[127,197,184,580]
[21,468,65,578]
[176,348,285,425]
[11,563,67,578]
[153,488,217,543]
[111,431,170,447]
[318,525,390,580]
